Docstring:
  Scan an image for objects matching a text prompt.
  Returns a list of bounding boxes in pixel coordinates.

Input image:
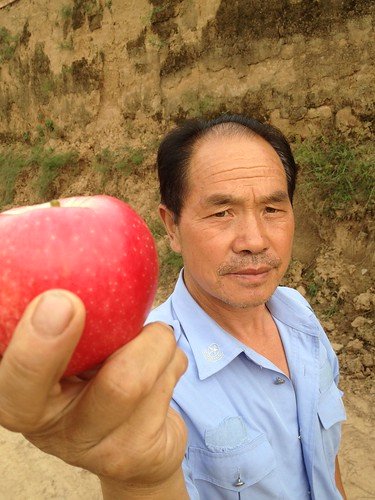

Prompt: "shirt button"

[274,376,285,385]
[298,434,302,440]
[233,477,245,487]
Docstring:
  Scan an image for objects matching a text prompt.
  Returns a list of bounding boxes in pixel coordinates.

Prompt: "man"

[0,115,346,499]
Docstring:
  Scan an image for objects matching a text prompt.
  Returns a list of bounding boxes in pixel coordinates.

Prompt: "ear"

[158,204,182,253]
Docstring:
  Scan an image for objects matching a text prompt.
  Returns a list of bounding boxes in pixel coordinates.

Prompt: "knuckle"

[142,322,177,357]
[144,321,175,340]
[99,369,153,405]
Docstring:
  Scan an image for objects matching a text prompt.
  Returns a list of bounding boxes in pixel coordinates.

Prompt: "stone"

[351,316,369,329]
[357,329,374,345]
[346,339,364,352]
[335,107,360,131]
[345,357,363,375]
[362,353,374,368]
[307,105,332,120]
[353,292,374,312]
[322,319,335,332]
[331,342,344,354]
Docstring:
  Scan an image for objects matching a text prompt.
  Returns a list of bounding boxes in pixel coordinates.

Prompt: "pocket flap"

[189,434,276,492]
[318,383,346,430]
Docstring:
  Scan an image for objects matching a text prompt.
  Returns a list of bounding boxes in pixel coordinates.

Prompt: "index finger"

[0,290,85,432]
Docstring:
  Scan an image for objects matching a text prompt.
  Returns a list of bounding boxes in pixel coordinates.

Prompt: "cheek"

[181,231,226,272]
[272,219,294,247]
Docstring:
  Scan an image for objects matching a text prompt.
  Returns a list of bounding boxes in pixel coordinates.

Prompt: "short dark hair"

[157,114,298,220]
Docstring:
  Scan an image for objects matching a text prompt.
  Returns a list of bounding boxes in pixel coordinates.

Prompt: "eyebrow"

[258,190,289,204]
[204,190,289,207]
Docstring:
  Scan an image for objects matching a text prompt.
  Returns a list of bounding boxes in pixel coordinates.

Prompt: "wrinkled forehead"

[186,130,286,188]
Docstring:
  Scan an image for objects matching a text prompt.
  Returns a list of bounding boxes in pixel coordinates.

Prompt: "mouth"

[223,266,273,285]
[227,266,272,276]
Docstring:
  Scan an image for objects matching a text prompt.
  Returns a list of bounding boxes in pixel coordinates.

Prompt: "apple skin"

[0,195,159,376]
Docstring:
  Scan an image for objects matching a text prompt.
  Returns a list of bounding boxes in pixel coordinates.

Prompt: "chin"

[218,291,273,310]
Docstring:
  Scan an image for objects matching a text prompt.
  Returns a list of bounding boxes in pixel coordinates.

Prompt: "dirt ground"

[0,387,373,499]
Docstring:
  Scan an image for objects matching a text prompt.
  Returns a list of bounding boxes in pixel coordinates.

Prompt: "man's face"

[160,132,295,311]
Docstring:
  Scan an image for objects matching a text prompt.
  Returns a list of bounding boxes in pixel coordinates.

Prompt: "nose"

[231,213,269,255]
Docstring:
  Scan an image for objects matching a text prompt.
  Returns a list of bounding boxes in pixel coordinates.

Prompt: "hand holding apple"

[0,290,189,499]
[0,195,158,375]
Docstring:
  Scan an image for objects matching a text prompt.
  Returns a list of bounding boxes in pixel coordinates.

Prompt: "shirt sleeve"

[315,319,341,385]
[287,287,341,385]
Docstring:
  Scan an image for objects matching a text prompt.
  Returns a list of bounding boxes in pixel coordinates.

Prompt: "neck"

[183,273,273,345]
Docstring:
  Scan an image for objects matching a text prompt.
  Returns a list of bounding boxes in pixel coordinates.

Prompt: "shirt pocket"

[317,381,346,465]
[188,434,282,499]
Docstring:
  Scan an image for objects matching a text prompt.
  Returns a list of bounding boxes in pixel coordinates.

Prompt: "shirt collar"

[171,271,244,380]
[267,288,319,336]
[170,270,319,380]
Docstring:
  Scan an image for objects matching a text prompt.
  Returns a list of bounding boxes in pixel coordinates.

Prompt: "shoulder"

[144,295,185,343]
[274,286,314,311]
[272,287,340,380]
[145,295,174,325]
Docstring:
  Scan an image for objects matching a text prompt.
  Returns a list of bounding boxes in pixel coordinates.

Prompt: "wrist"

[100,467,189,500]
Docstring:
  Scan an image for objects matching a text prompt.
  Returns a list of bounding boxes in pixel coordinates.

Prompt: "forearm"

[100,468,189,500]
[335,456,347,500]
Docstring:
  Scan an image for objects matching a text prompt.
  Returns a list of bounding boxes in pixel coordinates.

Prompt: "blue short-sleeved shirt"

[147,272,346,499]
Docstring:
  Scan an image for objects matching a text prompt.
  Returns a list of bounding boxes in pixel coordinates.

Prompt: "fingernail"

[31,292,74,337]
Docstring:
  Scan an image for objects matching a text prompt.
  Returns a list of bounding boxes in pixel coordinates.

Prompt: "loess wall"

[0,0,374,148]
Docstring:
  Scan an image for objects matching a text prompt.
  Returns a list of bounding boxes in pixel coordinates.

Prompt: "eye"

[265,206,280,214]
[214,209,230,218]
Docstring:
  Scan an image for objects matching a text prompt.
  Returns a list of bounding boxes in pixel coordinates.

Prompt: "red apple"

[0,195,158,376]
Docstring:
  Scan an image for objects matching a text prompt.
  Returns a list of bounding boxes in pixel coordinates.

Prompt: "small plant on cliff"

[160,250,183,288]
[295,138,374,218]
[128,148,144,167]
[94,147,145,186]
[31,147,79,198]
[45,119,55,132]
[0,149,26,207]
[0,27,19,64]
[61,5,72,19]
[59,35,74,50]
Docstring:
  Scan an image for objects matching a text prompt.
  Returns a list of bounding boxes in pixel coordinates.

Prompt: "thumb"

[0,290,85,431]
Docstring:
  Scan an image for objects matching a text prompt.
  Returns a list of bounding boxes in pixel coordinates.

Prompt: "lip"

[228,266,272,275]
[224,266,273,284]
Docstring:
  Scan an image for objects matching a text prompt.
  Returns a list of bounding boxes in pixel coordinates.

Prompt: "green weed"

[0,147,79,208]
[45,119,55,132]
[40,78,55,97]
[160,250,183,284]
[148,218,166,240]
[94,147,145,186]
[61,5,72,19]
[294,138,374,217]
[0,150,27,207]
[147,34,166,49]
[0,26,19,64]
[59,36,74,50]
[31,148,78,197]
[182,92,218,118]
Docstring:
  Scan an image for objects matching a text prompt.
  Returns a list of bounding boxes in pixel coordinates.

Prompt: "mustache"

[218,255,281,275]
